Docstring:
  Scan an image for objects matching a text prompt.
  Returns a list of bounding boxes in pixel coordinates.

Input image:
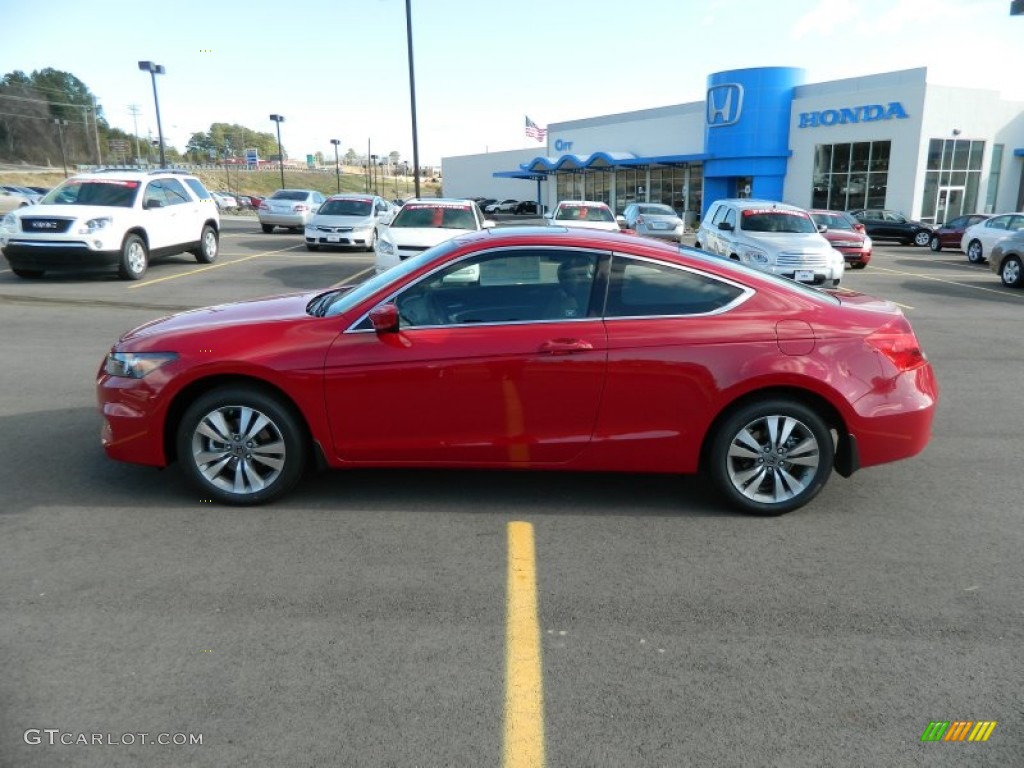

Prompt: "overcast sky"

[2,0,1021,165]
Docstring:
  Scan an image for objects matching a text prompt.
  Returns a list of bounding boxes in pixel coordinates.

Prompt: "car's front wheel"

[176,387,308,505]
[118,234,148,280]
[913,230,931,247]
[1000,256,1024,288]
[709,399,834,515]
[966,239,985,264]
[365,230,377,252]
[929,234,942,252]
[261,224,274,234]
[194,224,218,264]
[12,267,44,278]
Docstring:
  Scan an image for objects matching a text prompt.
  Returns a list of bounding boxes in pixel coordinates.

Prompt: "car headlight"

[739,246,770,265]
[1,213,15,230]
[78,216,112,235]
[376,239,394,255]
[103,352,178,379]
[863,236,872,249]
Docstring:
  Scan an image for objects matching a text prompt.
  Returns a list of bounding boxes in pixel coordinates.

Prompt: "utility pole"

[128,104,142,164]
[92,97,103,166]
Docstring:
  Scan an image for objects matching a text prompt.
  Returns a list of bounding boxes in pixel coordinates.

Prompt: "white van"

[695,199,845,286]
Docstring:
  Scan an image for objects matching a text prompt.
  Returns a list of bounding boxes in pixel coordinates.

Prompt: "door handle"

[539,338,594,355]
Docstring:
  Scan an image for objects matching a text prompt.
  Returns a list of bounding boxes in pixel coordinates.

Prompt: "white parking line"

[128,244,306,289]
[868,264,1021,299]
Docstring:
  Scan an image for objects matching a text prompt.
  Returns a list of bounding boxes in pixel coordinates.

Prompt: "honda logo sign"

[706,84,744,127]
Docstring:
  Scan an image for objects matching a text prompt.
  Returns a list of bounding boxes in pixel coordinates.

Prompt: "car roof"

[714,198,807,213]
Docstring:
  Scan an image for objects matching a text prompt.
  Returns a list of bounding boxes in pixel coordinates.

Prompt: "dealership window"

[920,139,985,223]
[811,140,890,211]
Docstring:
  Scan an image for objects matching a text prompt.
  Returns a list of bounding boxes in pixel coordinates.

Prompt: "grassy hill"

[0,166,442,201]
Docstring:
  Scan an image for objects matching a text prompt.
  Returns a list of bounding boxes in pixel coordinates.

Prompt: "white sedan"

[960,213,1024,264]
[375,199,494,274]
[547,200,625,233]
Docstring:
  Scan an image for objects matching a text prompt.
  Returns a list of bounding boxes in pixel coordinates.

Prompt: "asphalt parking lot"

[1,219,1022,767]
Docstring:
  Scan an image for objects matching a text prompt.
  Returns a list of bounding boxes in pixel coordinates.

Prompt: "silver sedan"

[623,203,684,242]
[258,189,327,233]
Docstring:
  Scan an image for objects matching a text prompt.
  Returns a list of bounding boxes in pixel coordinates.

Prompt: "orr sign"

[798,101,909,128]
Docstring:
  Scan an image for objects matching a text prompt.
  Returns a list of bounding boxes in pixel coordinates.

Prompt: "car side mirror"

[616,215,627,228]
[817,224,828,233]
[144,198,163,209]
[369,303,400,333]
[482,219,497,229]
[717,221,734,231]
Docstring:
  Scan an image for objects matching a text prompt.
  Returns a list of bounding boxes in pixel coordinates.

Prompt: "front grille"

[21,217,74,234]
[776,251,829,268]
[316,226,354,233]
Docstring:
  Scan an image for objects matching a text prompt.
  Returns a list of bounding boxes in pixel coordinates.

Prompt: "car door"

[976,215,1013,252]
[161,177,202,246]
[139,180,178,251]
[322,247,608,465]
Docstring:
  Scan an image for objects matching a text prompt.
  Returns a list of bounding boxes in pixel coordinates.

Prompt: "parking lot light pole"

[370,154,378,195]
[330,139,341,192]
[269,114,286,189]
[137,61,166,168]
[52,119,70,177]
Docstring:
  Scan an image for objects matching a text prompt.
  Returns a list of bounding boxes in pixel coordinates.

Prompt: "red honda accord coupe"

[97,227,937,515]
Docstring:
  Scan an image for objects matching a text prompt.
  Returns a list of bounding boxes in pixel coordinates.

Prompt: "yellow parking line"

[331,265,375,287]
[128,245,304,289]
[504,521,545,768]
[868,264,1021,299]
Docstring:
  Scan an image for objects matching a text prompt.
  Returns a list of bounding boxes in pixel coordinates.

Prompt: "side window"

[184,178,211,202]
[605,256,745,317]
[988,216,1009,230]
[710,204,726,226]
[722,207,736,229]
[161,178,191,206]
[394,249,601,327]
[143,181,168,208]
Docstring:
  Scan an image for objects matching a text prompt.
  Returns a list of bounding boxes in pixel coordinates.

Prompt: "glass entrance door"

[935,186,965,225]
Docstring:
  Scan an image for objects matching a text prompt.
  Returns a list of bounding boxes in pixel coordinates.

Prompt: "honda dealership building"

[442,66,1024,228]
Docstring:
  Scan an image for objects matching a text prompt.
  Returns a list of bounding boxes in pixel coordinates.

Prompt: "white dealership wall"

[442,67,1024,219]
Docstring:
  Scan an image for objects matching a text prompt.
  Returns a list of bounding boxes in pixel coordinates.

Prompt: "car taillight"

[867,324,927,371]
[258,202,269,210]
[854,223,866,233]
[636,215,645,225]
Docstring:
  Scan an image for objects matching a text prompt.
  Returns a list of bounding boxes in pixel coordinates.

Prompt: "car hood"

[7,203,126,222]
[821,230,865,243]
[310,214,374,228]
[384,227,472,246]
[119,291,319,343]
[740,233,833,252]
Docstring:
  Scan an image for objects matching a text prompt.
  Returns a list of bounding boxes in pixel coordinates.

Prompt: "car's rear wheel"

[1000,256,1024,288]
[365,230,377,252]
[929,234,942,252]
[966,239,985,264]
[913,230,931,247]
[306,244,319,251]
[709,399,834,515]
[176,387,308,505]
[118,234,148,280]
[194,224,218,264]
[261,224,274,234]
[851,262,867,270]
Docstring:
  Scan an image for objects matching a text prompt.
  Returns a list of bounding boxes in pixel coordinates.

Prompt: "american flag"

[525,115,547,142]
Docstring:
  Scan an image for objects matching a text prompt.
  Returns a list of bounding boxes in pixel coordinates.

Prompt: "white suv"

[695,199,844,286]
[0,169,220,280]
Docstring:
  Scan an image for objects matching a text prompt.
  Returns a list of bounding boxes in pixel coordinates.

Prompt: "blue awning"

[1014,148,1024,157]
[499,150,710,179]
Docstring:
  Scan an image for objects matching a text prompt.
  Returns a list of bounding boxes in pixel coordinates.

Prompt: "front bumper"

[2,240,122,270]
[305,227,374,248]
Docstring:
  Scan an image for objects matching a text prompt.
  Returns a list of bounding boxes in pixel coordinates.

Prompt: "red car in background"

[97,228,936,516]
[929,213,991,252]
[809,209,872,269]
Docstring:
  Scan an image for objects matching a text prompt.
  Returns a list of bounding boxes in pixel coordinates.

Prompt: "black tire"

[966,239,985,264]
[913,230,931,247]
[1000,255,1024,288]
[288,227,301,234]
[175,386,308,505]
[12,267,44,278]
[306,244,319,252]
[693,241,702,250]
[118,234,148,280]
[261,224,274,234]
[929,235,942,252]
[709,399,834,516]
[365,229,377,252]
[851,262,867,270]
[194,224,219,264]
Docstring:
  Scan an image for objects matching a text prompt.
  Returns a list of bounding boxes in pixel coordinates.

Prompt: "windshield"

[555,205,614,223]
[741,210,817,234]
[41,179,140,207]
[270,190,310,201]
[318,199,372,216]
[322,239,463,317]
[810,213,854,230]
[640,205,676,216]
[390,204,477,230]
